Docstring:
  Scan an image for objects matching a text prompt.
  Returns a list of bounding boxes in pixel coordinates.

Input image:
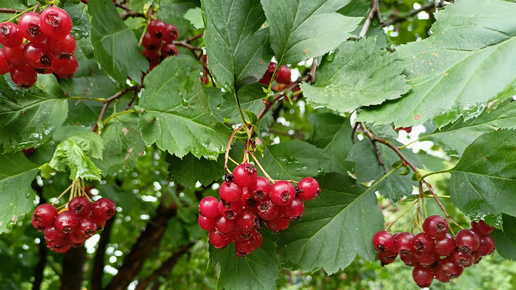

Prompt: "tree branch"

[60,246,87,290]
[91,216,115,290]
[358,0,383,39]
[92,85,142,133]
[382,2,435,27]
[0,8,24,13]
[32,182,46,290]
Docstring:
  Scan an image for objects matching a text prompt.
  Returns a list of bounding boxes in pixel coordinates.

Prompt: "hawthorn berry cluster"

[373,215,495,287]
[258,62,291,86]
[32,196,115,253]
[0,7,78,88]
[142,19,178,71]
[198,162,320,257]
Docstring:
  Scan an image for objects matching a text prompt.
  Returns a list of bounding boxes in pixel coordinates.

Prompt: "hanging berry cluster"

[142,19,178,71]
[0,7,78,88]
[31,180,115,253]
[198,162,320,257]
[258,62,291,86]
[373,215,495,287]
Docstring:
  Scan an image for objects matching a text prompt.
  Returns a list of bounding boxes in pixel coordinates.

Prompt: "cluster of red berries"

[198,162,320,257]
[373,215,495,287]
[0,7,78,88]
[32,196,116,253]
[258,62,291,86]
[142,19,178,71]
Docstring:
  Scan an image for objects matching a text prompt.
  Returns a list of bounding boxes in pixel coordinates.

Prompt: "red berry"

[219,181,243,202]
[200,75,209,85]
[456,229,480,253]
[394,232,414,254]
[372,230,396,252]
[267,62,277,73]
[163,24,178,43]
[44,225,66,242]
[92,198,116,221]
[400,252,418,266]
[68,231,86,247]
[47,34,76,59]
[142,32,162,51]
[33,204,58,228]
[0,49,10,74]
[451,249,474,267]
[233,163,258,188]
[32,216,46,232]
[265,216,290,233]
[252,177,271,201]
[476,235,495,256]
[423,215,449,239]
[47,238,71,253]
[40,7,73,39]
[412,266,434,288]
[215,216,235,234]
[23,42,52,70]
[68,196,93,218]
[241,187,258,208]
[471,220,494,236]
[416,251,439,267]
[51,55,78,78]
[258,73,272,85]
[438,256,464,278]
[143,48,160,64]
[0,22,23,47]
[413,233,434,253]
[235,210,259,233]
[4,45,28,67]
[208,230,232,249]
[77,217,97,239]
[270,180,296,207]
[274,65,291,84]
[378,250,397,266]
[256,199,280,221]
[284,197,305,220]
[18,12,46,43]
[297,177,320,201]
[148,19,167,39]
[199,196,220,218]
[198,214,216,231]
[10,65,37,89]
[54,210,79,234]
[160,43,178,58]
[218,199,243,220]
[235,233,261,257]
[434,233,456,256]
[92,216,106,231]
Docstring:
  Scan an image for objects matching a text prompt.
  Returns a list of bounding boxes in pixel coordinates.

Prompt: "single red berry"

[51,55,78,78]
[413,233,434,253]
[92,198,116,221]
[0,22,24,47]
[198,214,216,231]
[219,181,243,202]
[54,210,79,233]
[423,215,449,239]
[378,250,397,266]
[218,199,243,220]
[274,65,291,84]
[372,230,396,252]
[199,196,220,218]
[44,225,66,242]
[163,23,178,43]
[241,187,258,208]
[215,216,235,234]
[256,198,280,221]
[438,256,464,278]
[0,49,10,74]
[471,220,494,236]
[200,75,209,85]
[400,252,418,266]
[148,19,167,39]
[39,7,73,39]
[434,233,456,256]
[142,32,162,51]
[270,180,296,207]
[416,251,439,268]
[233,163,258,188]
[258,72,272,85]
[18,12,46,43]
[47,34,76,59]
[160,43,178,59]
[235,210,259,233]
[456,229,480,253]
[24,42,52,70]
[77,217,97,239]
[476,235,495,256]
[143,48,160,64]
[47,238,71,253]
[267,62,277,73]
[4,45,28,67]
[394,232,414,254]
[252,177,271,201]
[208,230,233,249]
[32,216,46,232]
[235,234,260,257]
[92,216,106,231]
[68,231,86,247]
[451,249,474,267]
[284,197,305,220]
[412,266,434,288]
[68,196,93,218]
[10,65,38,89]
[434,267,451,283]
[297,177,320,201]
[265,216,290,233]
[33,204,58,228]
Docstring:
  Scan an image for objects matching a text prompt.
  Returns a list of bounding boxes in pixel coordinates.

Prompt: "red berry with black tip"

[68,196,93,218]
[256,199,280,221]
[40,7,73,39]
[416,251,439,268]
[148,19,167,39]
[163,24,178,43]
[412,266,434,288]
[47,34,76,59]
[33,204,58,228]
[209,230,232,249]
[77,217,97,239]
[270,180,296,207]
[297,177,320,201]
[434,233,456,256]
[92,198,116,221]
[218,199,243,220]
[423,215,449,239]
[284,197,305,220]
[476,235,495,256]
[0,22,23,47]
[24,43,52,70]
[413,233,434,253]
[51,55,78,78]
[219,181,243,203]
[252,177,271,201]
[235,210,259,233]
[10,65,37,89]
[378,251,397,266]
[372,230,396,252]
[198,214,216,231]
[233,163,258,188]
[452,249,474,267]
[4,45,28,67]
[55,210,79,234]
[19,12,46,43]
[394,231,414,254]
[160,43,178,58]
[44,225,66,242]
[456,229,480,253]
[142,32,162,51]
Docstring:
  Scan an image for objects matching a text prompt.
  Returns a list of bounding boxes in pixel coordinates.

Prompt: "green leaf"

[0,153,39,234]
[276,172,384,274]
[217,84,265,124]
[203,0,273,92]
[63,2,89,40]
[301,38,410,113]
[184,7,205,29]
[0,75,68,153]
[450,130,516,219]
[347,139,421,202]
[88,0,149,83]
[261,0,362,65]
[257,140,343,181]
[97,114,146,176]
[307,113,353,170]
[358,0,516,128]
[137,57,231,159]
[167,154,224,187]
[210,233,279,290]
[492,214,516,260]
[428,101,516,158]
[54,128,104,159]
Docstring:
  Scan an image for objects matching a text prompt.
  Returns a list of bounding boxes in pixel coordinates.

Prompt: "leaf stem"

[102,109,138,126]
[248,150,274,183]
[224,126,245,174]
[93,85,142,133]
[51,184,73,206]
[420,170,451,180]
[68,96,106,103]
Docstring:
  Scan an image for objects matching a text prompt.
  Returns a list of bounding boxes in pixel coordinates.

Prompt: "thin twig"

[382,2,435,27]
[92,85,142,133]
[358,0,383,39]
[0,8,24,13]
